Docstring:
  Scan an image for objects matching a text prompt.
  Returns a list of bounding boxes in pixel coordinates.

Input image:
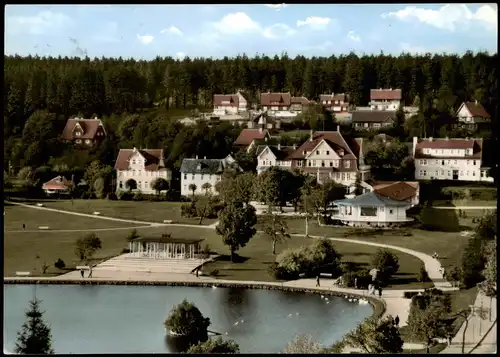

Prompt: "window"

[308,161,311,167]
[75,139,82,144]
[419,170,423,176]
[360,207,377,216]
[119,181,123,189]
[138,181,142,188]
[321,161,325,167]
[423,170,427,176]
[345,161,350,168]
[454,160,457,164]
[389,209,393,214]
[132,160,136,164]
[448,171,451,176]
[326,151,330,155]
[303,151,307,155]
[316,150,320,155]
[380,207,384,212]
[442,160,445,165]
[192,174,195,180]
[329,162,333,167]
[473,160,476,166]
[473,172,475,176]
[347,206,352,215]
[441,170,444,176]
[460,171,463,176]
[423,160,427,165]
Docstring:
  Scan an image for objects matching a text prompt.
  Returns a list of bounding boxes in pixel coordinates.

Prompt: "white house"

[114,148,172,194]
[180,155,242,197]
[213,91,247,115]
[333,191,413,227]
[456,101,491,130]
[319,93,349,113]
[256,144,295,174]
[370,88,402,111]
[413,137,493,182]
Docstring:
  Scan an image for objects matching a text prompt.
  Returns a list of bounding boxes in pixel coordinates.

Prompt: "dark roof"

[180,156,240,174]
[114,148,166,171]
[291,96,310,105]
[234,129,270,146]
[213,94,239,107]
[136,236,204,244]
[352,110,396,123]
[260,92,292,106]
[370,89,402,101]
[461,102,490,118]
[373,181,419,202]
[335,191,410,207]
[257,145,296,160]
[287,131,357,160]
[320,93,348,102]
[414,138,483,160]
[61,118,105,140]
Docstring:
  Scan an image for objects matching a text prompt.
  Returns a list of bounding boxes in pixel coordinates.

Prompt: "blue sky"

[4,4,498,59]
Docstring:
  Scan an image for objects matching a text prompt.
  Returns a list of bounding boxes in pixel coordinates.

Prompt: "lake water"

[3,284,372,353]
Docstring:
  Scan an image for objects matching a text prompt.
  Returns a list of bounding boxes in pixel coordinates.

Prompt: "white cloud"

[296,16,331,30]
[160,26,183,36]
[137,34,154,45]
[381,4,497,32]
[213,12,261,34]
[263,23,296,39]
[347,30,361,42]
[176,52,186,60]
[6,11,73,35]
[264,4,288,12]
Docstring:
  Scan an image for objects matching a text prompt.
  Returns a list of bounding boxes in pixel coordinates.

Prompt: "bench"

[320,273,333,278]
[163,220,173,224]
[36,203,44,207]
[76,266,91,270]
[93,212,101,215]
[38,226,50,230]
[15,271,31,276]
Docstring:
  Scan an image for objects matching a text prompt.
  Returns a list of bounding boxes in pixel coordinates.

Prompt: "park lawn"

[431,200,497,207]
[3,204,141,231]
[33,199,217,225]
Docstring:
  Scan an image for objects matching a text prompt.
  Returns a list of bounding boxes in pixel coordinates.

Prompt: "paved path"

[432,206,497,210]
[6,225,155,233]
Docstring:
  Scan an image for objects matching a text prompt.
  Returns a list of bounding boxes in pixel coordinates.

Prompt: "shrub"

[181,202,197,218]
[187,337,240,354]
[419,266,430,282]
[132,191,144,201]
[121,248,131,254]
[341,270,371,288]
[117,191,133,201]
[276,247,309,278]
[164,299,211,339]
[208,269,219,277]
[107,192,117,200]
[126,229,140,242]
[404,291,420,299]
[54,258,65,270]
[268,262,296,280]
[371,249,400,285]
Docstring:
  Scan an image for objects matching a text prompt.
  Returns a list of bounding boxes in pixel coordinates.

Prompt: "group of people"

[80,266,93,278]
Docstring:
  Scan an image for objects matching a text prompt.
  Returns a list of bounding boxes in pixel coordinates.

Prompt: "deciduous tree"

[75,233,102,263]
[187,337,240,354]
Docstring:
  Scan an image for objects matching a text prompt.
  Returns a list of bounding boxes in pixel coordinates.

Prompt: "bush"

[107,192,117,200]
[419,266,430,282]
[341,269,371,289]
[121,247,131,254]
[208,269,220,277]
[164,299,211,339]
[126,229,140,242]
[371,249,399,285]
[117,191,133,201]
[181,202,197,218]
[187,337,240,354]
[268,262,297,280]
[54,258,65,270]
[132,191,144,201]
[404,291,420,299]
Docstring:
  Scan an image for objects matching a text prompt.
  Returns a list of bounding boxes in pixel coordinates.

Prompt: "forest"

[3,51,498,179]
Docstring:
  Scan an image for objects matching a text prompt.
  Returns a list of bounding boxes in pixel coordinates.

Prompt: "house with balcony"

[455,101,491,131]
[256,144,296,174]
[351,110,396,131]
[412,137,493,182]
[370,88,402,111]
[180,155,241,197]
[114,147,172,194]
[260,92,291,111]
[320,93,349,113]
[213,91,248,115]
[333,191,413,227]
[61,117,106,147]
[290,96,310,112]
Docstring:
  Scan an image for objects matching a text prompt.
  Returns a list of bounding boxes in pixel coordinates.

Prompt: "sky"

[4,4,498,60]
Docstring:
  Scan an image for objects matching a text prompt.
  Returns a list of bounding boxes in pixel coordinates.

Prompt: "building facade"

[351,110,396,131]
[455,101,491,131]
[61,117,106,147]
[370,88,402,111]
[114,148,172,194]
[180,155,242,197]
[413,137,493,182]
[320,93,349,113]
[260,92,291,111]
[256,144,295,174]
[213,91,247,115]
[290,96,310,112]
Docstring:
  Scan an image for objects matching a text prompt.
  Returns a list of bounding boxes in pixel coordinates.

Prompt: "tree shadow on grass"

[216,254,249,263]
[343,252,372,257]
[388,276,420,285]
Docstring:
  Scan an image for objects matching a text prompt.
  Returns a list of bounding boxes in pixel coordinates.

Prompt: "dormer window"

[345,161,350,168]
[75,132,81,136]
[339,149,344,156]
[132,160,136,164]
[326,151,330,155]
[303,151,307,155]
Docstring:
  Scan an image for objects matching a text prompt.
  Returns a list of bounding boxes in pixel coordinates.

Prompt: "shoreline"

[4,277,386,321]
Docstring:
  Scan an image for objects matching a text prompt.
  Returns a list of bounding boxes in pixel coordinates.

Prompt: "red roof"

[372,181,419,202]
[370,89,402,101]
[414,138,483,160]
[42,176,73,190]
[261,92,291,107]
[61,118,105,140]
[462,102,490,118]
[319,93,349,102]
[114,148,166,171]
[234,129,270,147]
[213,94,239,107]
[291,96,310,105]
[287,131,357,161]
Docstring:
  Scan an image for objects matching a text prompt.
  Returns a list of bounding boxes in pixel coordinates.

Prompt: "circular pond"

[3,284,372,353]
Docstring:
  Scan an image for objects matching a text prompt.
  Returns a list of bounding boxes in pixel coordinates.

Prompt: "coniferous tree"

[15,297,54,355]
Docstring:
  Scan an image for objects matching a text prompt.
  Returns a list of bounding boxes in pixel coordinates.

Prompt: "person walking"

[88,265,93,278]
[354,277,358,289]
[395,315,400,327]
[22,223,26,231]
[80,269,84,278]
[196,268,199,278]
[378,287,382,297]
[316,274,320,287]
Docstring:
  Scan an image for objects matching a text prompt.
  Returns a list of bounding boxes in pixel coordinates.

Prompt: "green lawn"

[24,199,217,225]
[432,200,497,207]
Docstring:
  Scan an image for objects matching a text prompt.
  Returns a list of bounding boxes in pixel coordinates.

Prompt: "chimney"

[94,116,98,120]
[412,137,418,157]
[195,155,198,159]
[204,156,206,159]
[259,126,263,133]
[133,147,137,153]
[309,129,314,142]
[277,143,281,151]
[429,137,433,142]
[293,144,297,150]
[337,125,340,132]
[475,99,478,105]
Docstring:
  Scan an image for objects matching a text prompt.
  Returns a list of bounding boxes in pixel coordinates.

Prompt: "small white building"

[213,91,247,116]
[256,144,295,174]
[114,148,172,194]
[180,155,242,197]
[370,88,402,111]
[456,101,491,130]
[413,137,493,182]
[319,93,349,113]
[333,191,413,227]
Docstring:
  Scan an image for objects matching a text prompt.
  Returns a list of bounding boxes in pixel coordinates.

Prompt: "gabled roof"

[459,102,491,118]
[287,131,357,160]
[114,148,166,171]
[370,89,402,101]
[260,92,292,106]
[335,191,410,207]
[61,118,105,140]
[414,138,483,160]
[257,145,296,160]
[352,110,396,123]
[213,94,239,107]
[291,96,310,105]
[372,181,419,202]
[42,176,73,190]
[234,129,270,146]
[320,93,349,102]
[180,155,241,174]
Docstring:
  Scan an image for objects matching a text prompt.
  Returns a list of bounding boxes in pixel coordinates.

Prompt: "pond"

[3,284,372,353]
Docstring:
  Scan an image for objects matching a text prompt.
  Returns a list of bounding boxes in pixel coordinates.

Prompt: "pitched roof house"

[319,93,349,113]
[234,128,271,150]
[370,88,402,111]
[260,92,292,110]
[290,96,310,112]
[42,176,73,195]
[213,91,248,115]
[366,180,420,206]
[114,147,171,193]
[256,144,296,174]
[456,101,491,126]
[61,117,106,147]
[351,110,397,131]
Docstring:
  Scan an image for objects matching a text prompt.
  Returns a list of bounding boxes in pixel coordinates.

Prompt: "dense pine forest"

[3,52,498,179]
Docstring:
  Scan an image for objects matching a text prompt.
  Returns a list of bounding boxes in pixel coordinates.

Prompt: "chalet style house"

[234,128,271,151]
[180,155,242,197]
[114,147,172,194]
[370,88,402,111]
[61,117,106,147]
[320,93,349,113]
[260,92,291,111]
[256,129,371,186]
[290,96,310,112]
[412,137,493,182]
[351,110,396,131]
[455,101,491,131]
[213,91,248,115]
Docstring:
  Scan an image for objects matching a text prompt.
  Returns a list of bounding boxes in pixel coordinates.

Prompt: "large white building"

[180,155,242,197]
[412,137,493,182]
[369,88,402,111]
[114,148,172,194]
